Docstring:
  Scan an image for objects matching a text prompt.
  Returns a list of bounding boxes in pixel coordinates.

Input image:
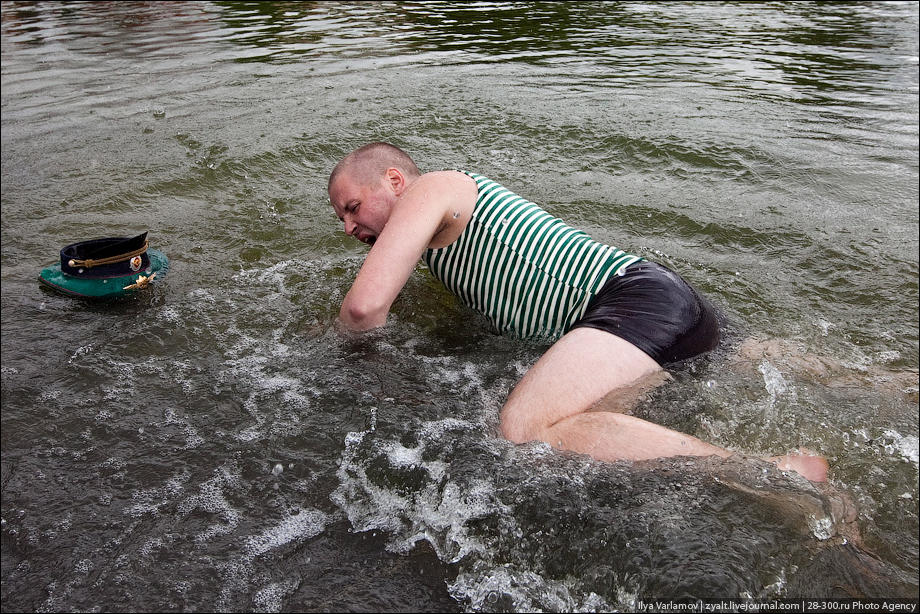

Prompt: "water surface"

[2,2,918,611]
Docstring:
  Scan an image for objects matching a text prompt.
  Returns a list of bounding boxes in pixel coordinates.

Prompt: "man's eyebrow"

[334,200,358,219]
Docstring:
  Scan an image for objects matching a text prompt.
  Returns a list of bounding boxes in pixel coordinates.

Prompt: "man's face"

[329,171,393,246]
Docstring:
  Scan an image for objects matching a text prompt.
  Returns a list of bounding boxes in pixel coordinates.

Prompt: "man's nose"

[344,218,357,236]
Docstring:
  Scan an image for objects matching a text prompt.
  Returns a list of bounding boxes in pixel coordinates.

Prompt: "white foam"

[163,408,205,449]
[875,350,901,363]
[139,537,163,558]
[332,417,505,564]
[840,346,873,373]
[171,465,243,544]
[882,429,919,466]
[187,287,217,303]
[38,387,59,402]
[159,305,182,324]
[384,441,423,468]
[68,344,94,364]
[100,457,126,471]
[232,259,296,295]
[419,417,478,440]
[216,508,327,611]
[759,567,788,599]
[218,333,314,444]
[243,508,328,558]
[449,564,613,613]
[126,485,169,519]
[807,513,834,541]
[253,580,299,613]
[813,317,835,336]
[758,359,795,411]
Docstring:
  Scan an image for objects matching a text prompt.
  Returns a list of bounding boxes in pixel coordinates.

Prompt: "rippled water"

[2,2,918,611]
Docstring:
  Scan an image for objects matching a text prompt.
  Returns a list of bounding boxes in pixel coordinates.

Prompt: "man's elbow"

[339,299,388,331]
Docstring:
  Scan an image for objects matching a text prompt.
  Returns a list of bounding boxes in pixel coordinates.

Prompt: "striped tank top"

[423,171,642,341]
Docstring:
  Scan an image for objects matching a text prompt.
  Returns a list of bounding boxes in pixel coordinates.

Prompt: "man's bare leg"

[736,337,919,398]
[499,327,828,482]
[588,370,673,414]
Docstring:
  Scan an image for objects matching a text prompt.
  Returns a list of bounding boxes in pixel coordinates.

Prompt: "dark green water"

[2,2,917,611]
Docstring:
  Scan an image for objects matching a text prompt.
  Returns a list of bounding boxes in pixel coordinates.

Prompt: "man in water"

[328,142,828,482]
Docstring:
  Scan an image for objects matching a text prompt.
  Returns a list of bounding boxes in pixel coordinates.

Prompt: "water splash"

[331,417,501,564]
[882,429,919,466]
[758,359,796,419]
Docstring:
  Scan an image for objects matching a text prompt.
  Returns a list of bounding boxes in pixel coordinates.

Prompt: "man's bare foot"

[767,451,830,482]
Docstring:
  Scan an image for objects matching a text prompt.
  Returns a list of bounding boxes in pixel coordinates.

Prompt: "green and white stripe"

[424,172,642,341]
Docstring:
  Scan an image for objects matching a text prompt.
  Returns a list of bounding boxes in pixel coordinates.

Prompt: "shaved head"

[328,142,421,192]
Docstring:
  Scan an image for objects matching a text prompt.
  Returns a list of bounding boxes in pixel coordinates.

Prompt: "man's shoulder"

[421,169,476,183]
[413,170,478,199]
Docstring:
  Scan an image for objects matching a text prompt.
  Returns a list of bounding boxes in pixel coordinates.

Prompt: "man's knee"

[499,402,543,444]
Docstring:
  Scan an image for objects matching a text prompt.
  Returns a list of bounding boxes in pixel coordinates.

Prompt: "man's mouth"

[358,234,376,245]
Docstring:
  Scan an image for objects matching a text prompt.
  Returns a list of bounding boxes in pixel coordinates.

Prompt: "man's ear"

[384,167,406,195]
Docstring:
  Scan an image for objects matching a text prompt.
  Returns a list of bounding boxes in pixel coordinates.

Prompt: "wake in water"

[332,411,917,610]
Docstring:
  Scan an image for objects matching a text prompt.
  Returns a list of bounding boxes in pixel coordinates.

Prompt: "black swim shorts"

[570,261,720,365]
